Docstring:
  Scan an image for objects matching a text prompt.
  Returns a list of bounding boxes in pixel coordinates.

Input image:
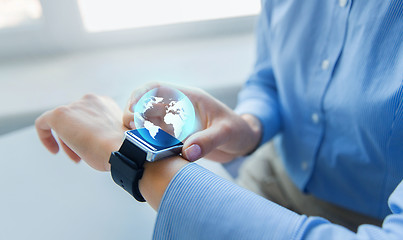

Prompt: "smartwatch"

[109,128,183,202]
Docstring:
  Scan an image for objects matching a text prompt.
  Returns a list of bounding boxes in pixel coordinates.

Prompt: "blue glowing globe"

[133,86,196,147]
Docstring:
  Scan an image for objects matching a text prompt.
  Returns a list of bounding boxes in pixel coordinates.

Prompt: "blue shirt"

[153,0,403,238]
[154,163,403,239]
[236,0,403,219]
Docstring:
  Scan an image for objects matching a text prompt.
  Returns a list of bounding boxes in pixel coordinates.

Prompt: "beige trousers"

[236,142,382,232]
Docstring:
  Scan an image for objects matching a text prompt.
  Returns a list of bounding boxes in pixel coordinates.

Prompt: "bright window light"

[0,0,42,29]
[77,0,261,32]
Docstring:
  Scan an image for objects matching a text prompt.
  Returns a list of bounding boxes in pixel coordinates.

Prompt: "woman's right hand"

[122,82,262,163]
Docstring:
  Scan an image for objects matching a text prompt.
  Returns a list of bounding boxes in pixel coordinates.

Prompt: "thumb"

[182,123,231,161]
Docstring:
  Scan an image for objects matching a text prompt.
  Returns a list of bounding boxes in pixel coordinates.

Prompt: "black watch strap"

[109,139,147,202]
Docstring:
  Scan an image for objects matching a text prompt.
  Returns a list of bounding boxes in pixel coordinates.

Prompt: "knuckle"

[147,81,161,87]
[53,106,69,116]
[123,112,133,121]
[196,137,209,154]
[34,116,42,127]
[102,95,115,103]
[82,93,98,100]
[196,88,207,95]
[189,87,205,98]
[220,121,233,136]
[187,88,204,103]
[141,82,161,92]
[101,95,112,101]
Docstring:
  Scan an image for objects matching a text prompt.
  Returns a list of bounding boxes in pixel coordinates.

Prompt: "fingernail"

[129,121,135,129]
[184,144,201,162]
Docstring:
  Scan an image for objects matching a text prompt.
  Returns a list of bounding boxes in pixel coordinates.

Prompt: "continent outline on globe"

[133,87,196,147]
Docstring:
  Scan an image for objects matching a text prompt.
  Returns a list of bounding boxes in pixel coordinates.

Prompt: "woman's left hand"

[35,94,126,171]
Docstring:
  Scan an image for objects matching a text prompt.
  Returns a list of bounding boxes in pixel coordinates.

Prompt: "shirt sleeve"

[153,163,403,240]
[153,163,304,239]
[235,1,282,145]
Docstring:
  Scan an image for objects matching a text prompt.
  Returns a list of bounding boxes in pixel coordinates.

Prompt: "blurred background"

[0,0,259,239]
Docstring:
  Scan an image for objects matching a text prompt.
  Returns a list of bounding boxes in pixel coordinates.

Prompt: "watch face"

[126,128,183,151]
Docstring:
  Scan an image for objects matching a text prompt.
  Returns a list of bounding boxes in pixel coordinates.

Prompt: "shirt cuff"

[235,85,281,146]
[153,163,304,239]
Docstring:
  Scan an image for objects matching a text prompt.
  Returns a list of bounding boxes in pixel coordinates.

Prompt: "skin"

[35,83,262,210]
[123,82,262,162]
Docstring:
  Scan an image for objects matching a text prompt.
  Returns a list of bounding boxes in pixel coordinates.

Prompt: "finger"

[129,82,163,109]
[124,81,198,118]
[35,112,60,154]
[182,122,232,161]
[123,82,205,130]
[123,111,135,130]
[126,82,162,114]
[123,82,162,129]
[58,137,81,163]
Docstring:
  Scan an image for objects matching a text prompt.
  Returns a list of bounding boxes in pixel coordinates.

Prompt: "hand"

[123,82,262,163]
[35,94,127,171]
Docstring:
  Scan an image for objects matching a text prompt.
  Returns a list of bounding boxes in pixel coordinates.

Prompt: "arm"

[152,162,403,240]
[35,94,403,239]
[236,0,282,145]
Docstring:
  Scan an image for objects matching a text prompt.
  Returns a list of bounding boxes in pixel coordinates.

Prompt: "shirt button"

[321,59,330,70]
[311,113,320,124]
[339,0,347,7]
[301,161,308,171]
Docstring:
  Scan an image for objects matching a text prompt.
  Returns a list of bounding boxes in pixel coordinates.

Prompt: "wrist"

[139,157,188,210]
[101,131,125,172]
[239,114,262,155]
